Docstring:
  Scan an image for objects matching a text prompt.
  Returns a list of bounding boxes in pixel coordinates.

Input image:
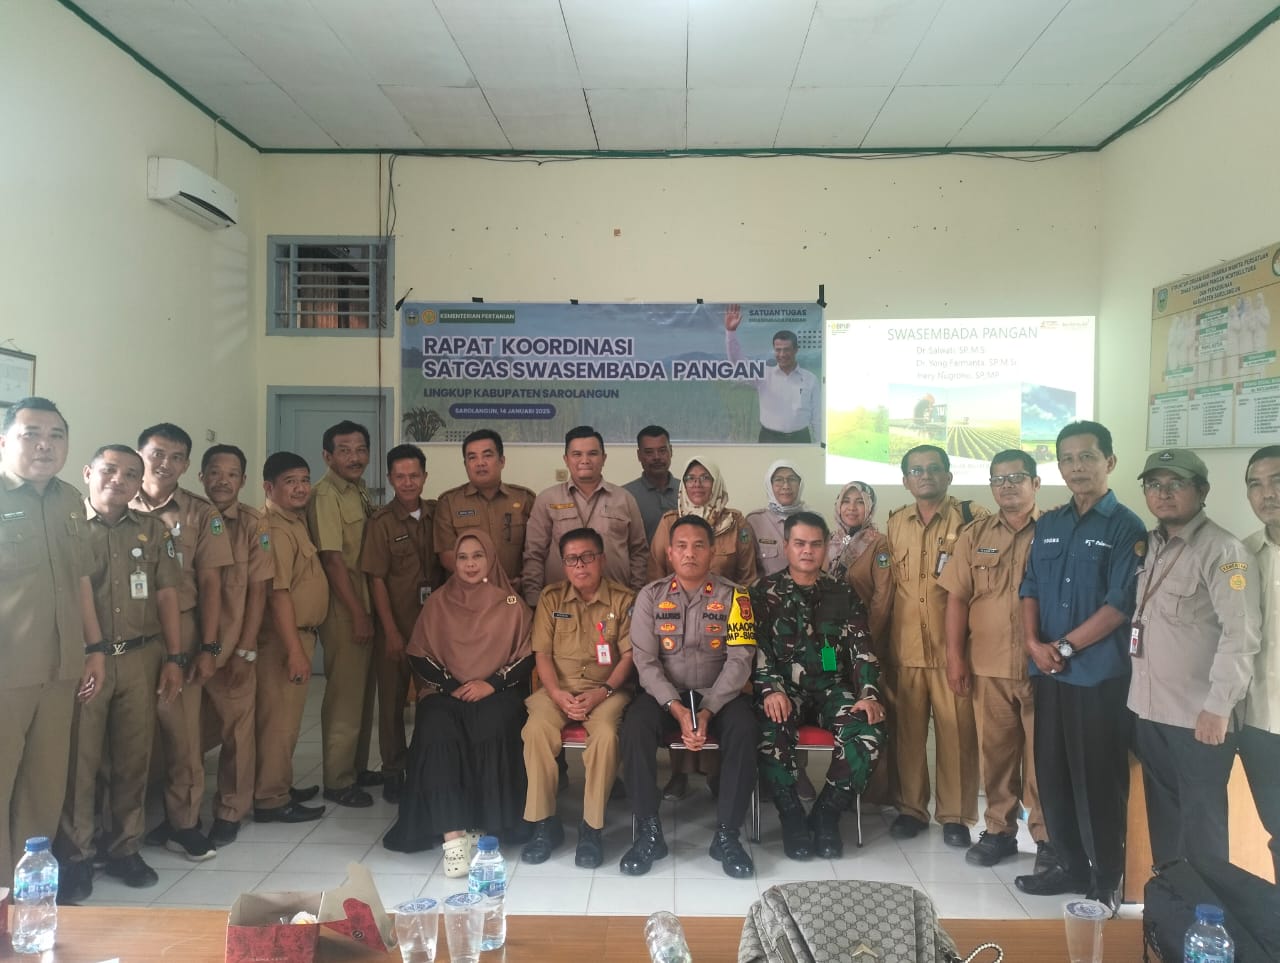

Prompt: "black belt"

[86,636,155,657]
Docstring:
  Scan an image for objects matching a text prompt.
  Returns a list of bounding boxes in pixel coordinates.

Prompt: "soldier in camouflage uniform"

[752,511,886,860]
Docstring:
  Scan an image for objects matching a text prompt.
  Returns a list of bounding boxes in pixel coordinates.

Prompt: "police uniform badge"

[661,637,676,651]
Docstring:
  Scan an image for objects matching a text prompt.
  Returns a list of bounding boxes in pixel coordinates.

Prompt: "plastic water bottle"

[467,835,506,950]
[644,911,692,963]
[1184,903,1234,963]
[12,836,58,954]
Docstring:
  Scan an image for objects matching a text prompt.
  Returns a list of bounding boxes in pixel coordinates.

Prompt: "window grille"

[267,236,392,335]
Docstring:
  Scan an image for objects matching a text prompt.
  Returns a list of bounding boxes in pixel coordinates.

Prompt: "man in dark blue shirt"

[1014,421,1145,912]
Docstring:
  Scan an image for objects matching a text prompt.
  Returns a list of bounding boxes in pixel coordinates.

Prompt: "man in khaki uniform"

[307,420,379,807]
[56,445,184,901]
[523,426,648,607]
[360,444,444,804]
[254,452,329,823]
[199,444,273,845]
[434,428,534,586]
[133,423,233,861]
[520,527,635,869]
[941,450,1049,868]
[0,397,103,881]
[885,444,987,847]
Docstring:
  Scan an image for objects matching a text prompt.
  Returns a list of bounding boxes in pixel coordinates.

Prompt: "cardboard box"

[225,864,395,963]
[0,886,9,941]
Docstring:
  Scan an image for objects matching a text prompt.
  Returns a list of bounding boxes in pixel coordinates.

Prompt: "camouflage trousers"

[756,685,885,796]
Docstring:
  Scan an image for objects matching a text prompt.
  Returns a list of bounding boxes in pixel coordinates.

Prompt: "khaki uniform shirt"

[215,502,273,666]
[129,486,233,613]
[433,481,535,585]
[1129,512,1260,727]
[532,578,636,694]
[262,501,330,639]
[1243,529,1280,733]
[630,573,756,714]
[647,509,758,585]
[886,496,990,669]
[938,510,1040,680]
[84,503,182,641]
[846,534,893,659]
[745,509,788,577]
[361,498,444,639]
[0,470,89,688]
[523,480,647,606]
[306,470,371,613]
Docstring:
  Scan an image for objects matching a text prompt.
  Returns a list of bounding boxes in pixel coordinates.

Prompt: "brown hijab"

[406,530,531,681]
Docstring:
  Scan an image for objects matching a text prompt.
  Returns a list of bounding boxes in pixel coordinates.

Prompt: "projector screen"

[825,317,1095,487]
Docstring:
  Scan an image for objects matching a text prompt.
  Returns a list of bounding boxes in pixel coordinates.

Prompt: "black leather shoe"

[382,771,405,805]
[104,853,159,888]
[774,787,813,861]
[575,821,604,869]
[1015,865,1088,896]
[254,800,326,823]
[290,785,320,803]
[323,785,374,808]
[143,819,172,848]
[620,816,667,876]
[1086,885,1120,916]
[889,814,927,839]
[942,823,972,848]
[1034,840,1058,876]
[57,860,93,904]
[709,826,754,879]
[355,769,385,787]
[807,786,848,859]
[966,831,1018,866]
[209,819,240,846]
[520,818,565,864]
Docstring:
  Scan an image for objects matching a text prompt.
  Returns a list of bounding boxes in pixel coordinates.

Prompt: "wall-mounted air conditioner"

[146,157,238,230]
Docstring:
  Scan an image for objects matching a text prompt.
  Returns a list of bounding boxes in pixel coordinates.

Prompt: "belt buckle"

[112,641,128,656]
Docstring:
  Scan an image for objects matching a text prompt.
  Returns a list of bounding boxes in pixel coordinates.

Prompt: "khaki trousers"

[373,634,410,774]
[58,644,162,861]
[155,610,204,829]
[0,680,76,879]
[254,630,316,810]
[974,674,1045,839]
[320,603,375,790]
[203,659,257,821]
[891,665,979,826]
[522,687,630,829]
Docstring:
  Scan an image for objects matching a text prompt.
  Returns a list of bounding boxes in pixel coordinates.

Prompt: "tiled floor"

[77,680,1140,922]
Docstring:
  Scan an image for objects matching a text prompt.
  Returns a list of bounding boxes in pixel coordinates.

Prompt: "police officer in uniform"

[56,445,184,900]
[753,511,885,861]
[619,515,758,879]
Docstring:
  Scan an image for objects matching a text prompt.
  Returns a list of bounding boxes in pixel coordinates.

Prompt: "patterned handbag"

[738,880,1003,963]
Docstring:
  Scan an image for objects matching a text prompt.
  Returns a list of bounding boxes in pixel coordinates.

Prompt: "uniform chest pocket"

[0,524,41,573]
[970,552,1004,594]
[338,497,367,528]
[389,536,419,559]
[893,544,912,577]
[1154,575,1204,624]
[757,538,781,561]
[600,509,630,537]
[653,616,683,652]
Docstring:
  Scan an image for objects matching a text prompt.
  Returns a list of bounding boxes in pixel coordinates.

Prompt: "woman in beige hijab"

[647,456,757,583]
[383,531,534,876]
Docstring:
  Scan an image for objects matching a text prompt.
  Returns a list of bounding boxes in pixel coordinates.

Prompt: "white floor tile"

[986,850,1038,884]
[276,843,374,874]
[87,867,188,905]
[587,876,675,915]
[890,824,963,853]
[751,849,837,882]
[358,845,441,877]
[829,848,922,885]
[1007,885,1071,920]
[924,882,1028,919]
[235,819,323,845]
[161,870,269,906]
[673,877,759,917]
[199,841,299,873]
[258,870,348,893]
[905,850,1001,884]
[369,872,431,910]
[505,874,593,915]
[306,817,393,846]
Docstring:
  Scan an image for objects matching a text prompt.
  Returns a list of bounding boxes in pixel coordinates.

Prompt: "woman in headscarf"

[826,481,891,657]
[745,459,806,577]
[383,530,534,875]
[647,456,757,584]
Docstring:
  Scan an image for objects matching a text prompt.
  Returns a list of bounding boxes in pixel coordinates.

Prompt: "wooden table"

[1,907,1145,961]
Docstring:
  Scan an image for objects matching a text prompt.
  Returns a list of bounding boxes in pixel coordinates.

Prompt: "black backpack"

[1142,858,1280,961]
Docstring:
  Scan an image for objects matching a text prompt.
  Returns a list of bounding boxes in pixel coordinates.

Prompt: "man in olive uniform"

[200,445,273,845]
[520,528,635,869]
[753,511,886,861]
[56,446,184,900]
[434,429,535,588]
[254,452,329,823]
[360,444,444,804]
[619,515,758,879]
[133,422,233,861]
[0,398,104,882]
[308,420,379,807]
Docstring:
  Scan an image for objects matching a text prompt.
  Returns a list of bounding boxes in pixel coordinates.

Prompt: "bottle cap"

[1195,903,1225,924]
[477,835,499,852]
[23,837,51,853]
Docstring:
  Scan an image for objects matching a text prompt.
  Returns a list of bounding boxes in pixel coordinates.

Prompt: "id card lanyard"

[129,546,148,599]
[595,620,613,666]
[1130,536,1187,657]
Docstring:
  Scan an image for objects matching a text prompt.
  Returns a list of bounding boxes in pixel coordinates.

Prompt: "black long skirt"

[382,687,527,853]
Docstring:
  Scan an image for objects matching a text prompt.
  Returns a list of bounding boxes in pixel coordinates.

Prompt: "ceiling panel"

[285,84,424,149]
[1111,0,1279,86]
[586,89,686,151]
[380,85,509,150]
[794,0,945,87]
[484,88,597,150]
[687,88,790,148]
[1035,82,1167,145]
[775,87,890,147]
[949,83,1095,146]
[309,0,474,87]
[688,0,816,87]
[188,82,338,149]
[562,0,687,89]
[862,85,992,147]
[434,0,581,88]
[900,0,1067,85]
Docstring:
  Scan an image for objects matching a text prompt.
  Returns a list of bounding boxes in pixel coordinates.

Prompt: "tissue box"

[225,864,394,962]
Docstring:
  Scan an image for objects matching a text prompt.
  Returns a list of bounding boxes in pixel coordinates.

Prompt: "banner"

[1149,242,1280,448]
[399,301,824,445]
[826,317,1095,486]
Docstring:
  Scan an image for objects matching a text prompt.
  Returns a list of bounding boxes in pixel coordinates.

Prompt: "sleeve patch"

[211,517,224,536]
[1229,574,1247,591]
[259,532,271,553]
[1220,561,1248,573]
[727,589,756,646]
[875,552,890,569]
[1134,541,1146,557]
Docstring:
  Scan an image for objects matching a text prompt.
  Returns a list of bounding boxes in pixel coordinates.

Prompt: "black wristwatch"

[1055,638,1076,659]
[166,653,191,669]
[199,641,223,657]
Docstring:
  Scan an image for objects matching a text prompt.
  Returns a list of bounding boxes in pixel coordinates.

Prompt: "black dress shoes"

[104,853,159,888]
[1015,865,1088,896]
[520,818,565,864]
[709,826,754,878]
[575,821,604,869]
[290,785,320,803]
[57,860,93,904]
[254,800,326,823]
[889,814,927,839]
[620,816,668,876]
[942,823,972,848]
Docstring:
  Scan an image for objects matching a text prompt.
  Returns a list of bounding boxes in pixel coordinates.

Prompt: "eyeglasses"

[906,465,946,477]
[990,473,1032,487]
[772,475,801,486]
[562,551,601,567]
[1142,479,1192,495]
[683,474,713,486]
